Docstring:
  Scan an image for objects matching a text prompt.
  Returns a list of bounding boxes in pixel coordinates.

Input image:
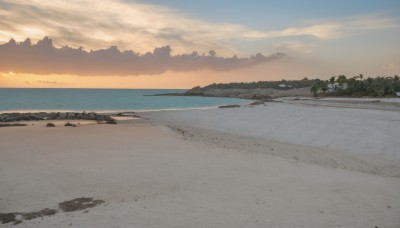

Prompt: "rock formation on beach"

[0,112,115,122]
[46,123,55,127]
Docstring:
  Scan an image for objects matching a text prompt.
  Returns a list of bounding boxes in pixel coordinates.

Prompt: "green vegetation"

[310,84,318,97]
[318,75,400,97]
[196,78,318,90]
[190,75,400,97]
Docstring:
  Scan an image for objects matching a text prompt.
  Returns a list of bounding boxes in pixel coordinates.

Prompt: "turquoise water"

[0,88,248,112]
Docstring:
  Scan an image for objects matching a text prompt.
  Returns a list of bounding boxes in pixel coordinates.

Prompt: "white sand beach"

[1,100,400,227]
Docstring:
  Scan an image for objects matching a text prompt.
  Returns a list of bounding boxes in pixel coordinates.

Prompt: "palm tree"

[329,76,336,91]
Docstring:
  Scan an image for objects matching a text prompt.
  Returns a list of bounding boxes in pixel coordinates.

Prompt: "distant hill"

[185,78,317,100]
[186,76,400,99]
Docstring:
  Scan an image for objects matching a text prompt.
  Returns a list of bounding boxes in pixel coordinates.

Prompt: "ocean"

[0,88,249,112]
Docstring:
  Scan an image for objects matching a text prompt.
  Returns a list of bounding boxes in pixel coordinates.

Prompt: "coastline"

[1,100,399,227]
[0,106,224,115]
[3,96,399,115]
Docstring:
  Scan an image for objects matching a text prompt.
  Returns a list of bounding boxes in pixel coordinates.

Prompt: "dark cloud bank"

[0,37,287,75]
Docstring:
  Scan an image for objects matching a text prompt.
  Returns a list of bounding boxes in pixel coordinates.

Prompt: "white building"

[278,84,293,88]
[327,83,347,92]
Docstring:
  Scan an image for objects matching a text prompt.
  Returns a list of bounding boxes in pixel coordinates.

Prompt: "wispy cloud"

[267,23,343,40]
[265,15,398,40]
[275,41,317,54]
[382,63,399,70]
[0,37,287,75]
[0,0,397,56]
[36,80,58,84]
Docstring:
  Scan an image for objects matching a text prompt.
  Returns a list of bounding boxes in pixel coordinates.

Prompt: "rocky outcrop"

[105,120,117,124]
[46,123,56,127]
[218,105,241,108]
[0,112,115,122]
[0,123,27,127]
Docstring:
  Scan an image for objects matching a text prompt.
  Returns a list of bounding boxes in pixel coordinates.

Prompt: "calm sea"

[0,88,248,112]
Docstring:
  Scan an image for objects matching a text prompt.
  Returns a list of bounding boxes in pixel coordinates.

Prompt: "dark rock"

[58,198,105,212]
[106,120,117,124]
[64,122,76,127]
[46,123,56,127]
[59,113,67,119]
[1,112,115,123]
[49,112,58,119]
[0,123,27,127]
[0,212,17,224]
[218,104,241,108]
[249,100,265,106]
[89,112,95,119]
[1,197,103,224]
[1,114,10,120]
[22,208,57,220]
[104,116,114,121]
[31,114,44,120]
[66,112,75,119]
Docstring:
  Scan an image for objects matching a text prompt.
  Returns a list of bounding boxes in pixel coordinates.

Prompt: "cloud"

[265,15,398,40]
[382,63,399,70]
[0,0,397,56]
[266,23,343,40]
[0,37,287,75]
[0,0,268,56]
[36,80,58,84]
[275,41,317,54]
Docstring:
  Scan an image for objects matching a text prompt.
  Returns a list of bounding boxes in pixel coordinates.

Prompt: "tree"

[310,84,318,97]
[208,50,216,57]
[329,76,335,84]
[329,76,335,90]
[319,81,328,94]
[336,75,347,84]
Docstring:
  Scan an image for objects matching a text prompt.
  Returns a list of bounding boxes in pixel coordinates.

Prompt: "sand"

[1,102,400,227]
[274,97,400,112]
[144,100,400,159]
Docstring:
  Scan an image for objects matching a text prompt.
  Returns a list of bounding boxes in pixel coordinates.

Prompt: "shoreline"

[2,96,400,115]
[0,104,252,115]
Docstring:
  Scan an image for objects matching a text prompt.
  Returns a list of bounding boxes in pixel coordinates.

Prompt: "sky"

[0,0,399,88]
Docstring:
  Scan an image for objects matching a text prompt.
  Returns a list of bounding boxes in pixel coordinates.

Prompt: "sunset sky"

[0,0,399,88]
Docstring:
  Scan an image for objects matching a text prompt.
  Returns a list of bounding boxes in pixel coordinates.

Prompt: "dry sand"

[144,101,400,160]
[275,97,400,112]
[1,102,400,227]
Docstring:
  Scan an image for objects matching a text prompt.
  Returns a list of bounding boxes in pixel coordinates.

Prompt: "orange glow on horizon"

[0,67,289,89]
[1,57,397,89]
